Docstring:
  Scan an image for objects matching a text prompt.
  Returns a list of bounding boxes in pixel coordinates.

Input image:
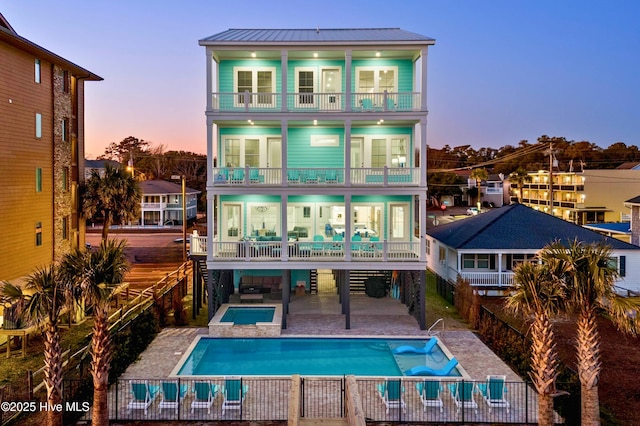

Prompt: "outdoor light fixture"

[251,52,256,58]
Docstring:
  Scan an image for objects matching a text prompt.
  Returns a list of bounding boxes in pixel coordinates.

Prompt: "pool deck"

[121,293,521,382]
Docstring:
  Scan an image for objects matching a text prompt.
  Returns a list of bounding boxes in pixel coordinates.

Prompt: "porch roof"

[200,28,435,44]
[426,203,639,251]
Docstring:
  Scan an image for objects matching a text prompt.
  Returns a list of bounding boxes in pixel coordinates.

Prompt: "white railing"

[141,202,163,209]
[210,91,422,112]
[211,167,420,187]
[191,237,420,262]
[458,271,515,287]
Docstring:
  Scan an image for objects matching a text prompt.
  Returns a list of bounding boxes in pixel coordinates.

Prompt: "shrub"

[172,297,188,326]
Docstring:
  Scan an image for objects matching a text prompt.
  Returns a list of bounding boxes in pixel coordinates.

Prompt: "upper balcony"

[212,166,422,188]
[211,91,422,114]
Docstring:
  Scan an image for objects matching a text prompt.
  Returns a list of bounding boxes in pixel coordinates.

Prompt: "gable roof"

[139,180,200,195]
[426,203,638,251]
[200,28,434,45]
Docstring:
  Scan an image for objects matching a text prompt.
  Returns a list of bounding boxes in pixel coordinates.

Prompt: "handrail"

[426,318,444,337]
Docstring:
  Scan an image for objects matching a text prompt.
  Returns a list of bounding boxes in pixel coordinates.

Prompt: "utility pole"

[172,174,187,261]
[545,141,558,217]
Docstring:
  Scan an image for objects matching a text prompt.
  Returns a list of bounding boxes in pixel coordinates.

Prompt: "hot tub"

[208,304,282,337]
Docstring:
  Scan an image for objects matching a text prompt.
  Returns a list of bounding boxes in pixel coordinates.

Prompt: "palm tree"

[61,239,129,426]
[509,167,532,203]
[541,239,640,426]
[470,167,488,209]
[505,261,567,426]
[0,266,69,426]
[82,164,142,241]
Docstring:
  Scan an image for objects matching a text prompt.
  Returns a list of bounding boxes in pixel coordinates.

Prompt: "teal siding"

[287,60,344,92]
[287,127,344,168]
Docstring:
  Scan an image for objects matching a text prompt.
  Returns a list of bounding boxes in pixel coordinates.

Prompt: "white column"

[281,50,288,112]
[281,195,288,261]
[419,192,426,262]
[419,120,427,187]
[345,49,352,112]
[281,119,288,188]
[344,119,351,187]
[420,47,428,111]
[497,252,503,286]
[345,195,352,261]
[206,47,214,110]
[207,119,216,259]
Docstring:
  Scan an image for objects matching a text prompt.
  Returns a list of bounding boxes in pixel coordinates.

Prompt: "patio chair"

[361,98,374,111]
[350,234,362,255]
[447,381,478,415]
[249,167,263,183]
[415,380,444,412]
[305,169,319,184]
[231,168,245,183]
[287,169,300,184]
[477,375,510,413]
[376,379,406,414]
[362,235,381,256]
[127,380,160,415]
[328,234,344,255]
[158,380,188,414]
[311,235,325,256]
[222,377,249,415]
[190,380,219,414]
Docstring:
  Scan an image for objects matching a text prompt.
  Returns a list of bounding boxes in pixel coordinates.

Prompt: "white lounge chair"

[447,381,478,415]
[415,380,444,412]
[477,375,510,413]
[190,380,219,414]
[376,379,406,414]
[222,377,248,415]
[127,380,159,415]
[158,380,188,414]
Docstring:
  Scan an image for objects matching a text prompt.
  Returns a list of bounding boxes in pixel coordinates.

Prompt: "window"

[35,222,42,246]
[298,70,314,104]
[372,139,386,167]
[462,254,492,270]
[234,67,275,105]
[356,66,398,94]
[391,138,408,167]
[245,139,259,167]
[62,217,69,240]
[62,118,69,142]
[608,256,626,277]
[303,207,311,218]
[62,167,69,192]
[35,59,41,83]
[36,168,42,192]
[439,246,446,265]
[426,239,431,255]
[62,70,69,93]
[35,113,42,138]
[506,253,536,270]
[224,138,241,167]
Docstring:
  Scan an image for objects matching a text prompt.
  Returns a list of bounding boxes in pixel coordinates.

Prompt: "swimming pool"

[172,336,462,377]
[221,307,275,324]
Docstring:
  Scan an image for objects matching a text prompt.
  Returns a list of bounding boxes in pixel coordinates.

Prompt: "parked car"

[466,207,480,215]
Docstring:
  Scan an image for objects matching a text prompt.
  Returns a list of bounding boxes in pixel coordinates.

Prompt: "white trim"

[233,66,277,107]
[355,65,398,93]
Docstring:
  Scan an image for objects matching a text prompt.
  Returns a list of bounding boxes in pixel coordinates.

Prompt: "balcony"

[210,91,422,113]
[189,235,421,262]
[458,271,515,287]
[212,167,421,187]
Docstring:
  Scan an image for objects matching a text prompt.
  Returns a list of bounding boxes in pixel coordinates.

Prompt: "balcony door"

[350,138,363,168]
[268,138,281,168]
[222,203,242,241]
[389,203,409,242]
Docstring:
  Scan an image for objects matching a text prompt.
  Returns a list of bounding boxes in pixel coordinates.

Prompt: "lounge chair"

[376,379,406,414]
[222,377,249,415]
[158,380,188,414]
[477,375,510,413]
[350,234,362,255]
[190,380,219,414]
[325,169,338,184]
[447,381,478,414]
[287,169,300,184]
[127,380,159,415]
[415,380,444,412]
[361,98,374,111]
[311,235,325,256]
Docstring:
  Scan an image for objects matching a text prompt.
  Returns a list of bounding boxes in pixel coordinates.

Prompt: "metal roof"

[426,203,639,251]
[139,180,200,195]
[200,28,435,44]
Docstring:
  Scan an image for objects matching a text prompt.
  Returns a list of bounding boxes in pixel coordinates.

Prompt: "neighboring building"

[84,158,121,179]
[466,173,506,208]
[625,195,640,247]
[510,169,640,224]
[426,203,640,294]
[0,13,102,282]
[196,28,434,326]
[139,180,200,226]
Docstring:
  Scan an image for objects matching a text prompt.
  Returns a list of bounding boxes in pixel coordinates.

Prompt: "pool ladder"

[427,318,444,337]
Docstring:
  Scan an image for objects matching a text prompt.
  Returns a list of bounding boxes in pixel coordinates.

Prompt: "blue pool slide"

[392,337,438,355]
[404,358,459,376]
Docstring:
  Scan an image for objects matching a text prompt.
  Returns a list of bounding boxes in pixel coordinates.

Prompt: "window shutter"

[620,256,626,277]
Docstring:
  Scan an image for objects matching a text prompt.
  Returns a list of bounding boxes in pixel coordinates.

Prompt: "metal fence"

[54,376,551,424]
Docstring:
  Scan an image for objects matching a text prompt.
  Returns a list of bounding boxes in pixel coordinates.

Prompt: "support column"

[344,119,351,187]
[281,50,288,112]
[419,270,427,330]
[345,195,352,261]
[419,120,427,187]
[281,195,288,261]
[419,191,426,262]
[344,270,351,329]
[281,119,288,188]
[192,259,199,319]
[420,47,428,111]
[207,269,215,321]
[282,270,289,329]
[345,49,352,112]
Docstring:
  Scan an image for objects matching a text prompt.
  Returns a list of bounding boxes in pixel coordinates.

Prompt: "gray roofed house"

[426,203,640,294]
[139,180,200,227]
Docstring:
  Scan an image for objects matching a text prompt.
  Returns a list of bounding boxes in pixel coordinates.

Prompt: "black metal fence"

[55,376,554,424]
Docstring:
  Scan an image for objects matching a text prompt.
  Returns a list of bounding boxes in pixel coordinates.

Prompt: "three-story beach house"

[196,28,435,328]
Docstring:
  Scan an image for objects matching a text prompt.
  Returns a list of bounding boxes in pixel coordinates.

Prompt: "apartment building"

[0,13,102,281]
[511,169,640,225]
[196,28,434,327]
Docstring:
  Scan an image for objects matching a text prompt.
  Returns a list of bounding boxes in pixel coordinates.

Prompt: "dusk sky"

[3,1,639,158]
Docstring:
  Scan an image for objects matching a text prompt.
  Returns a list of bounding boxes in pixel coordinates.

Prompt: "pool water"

[220,307,275,325]
[175,337,461,377]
